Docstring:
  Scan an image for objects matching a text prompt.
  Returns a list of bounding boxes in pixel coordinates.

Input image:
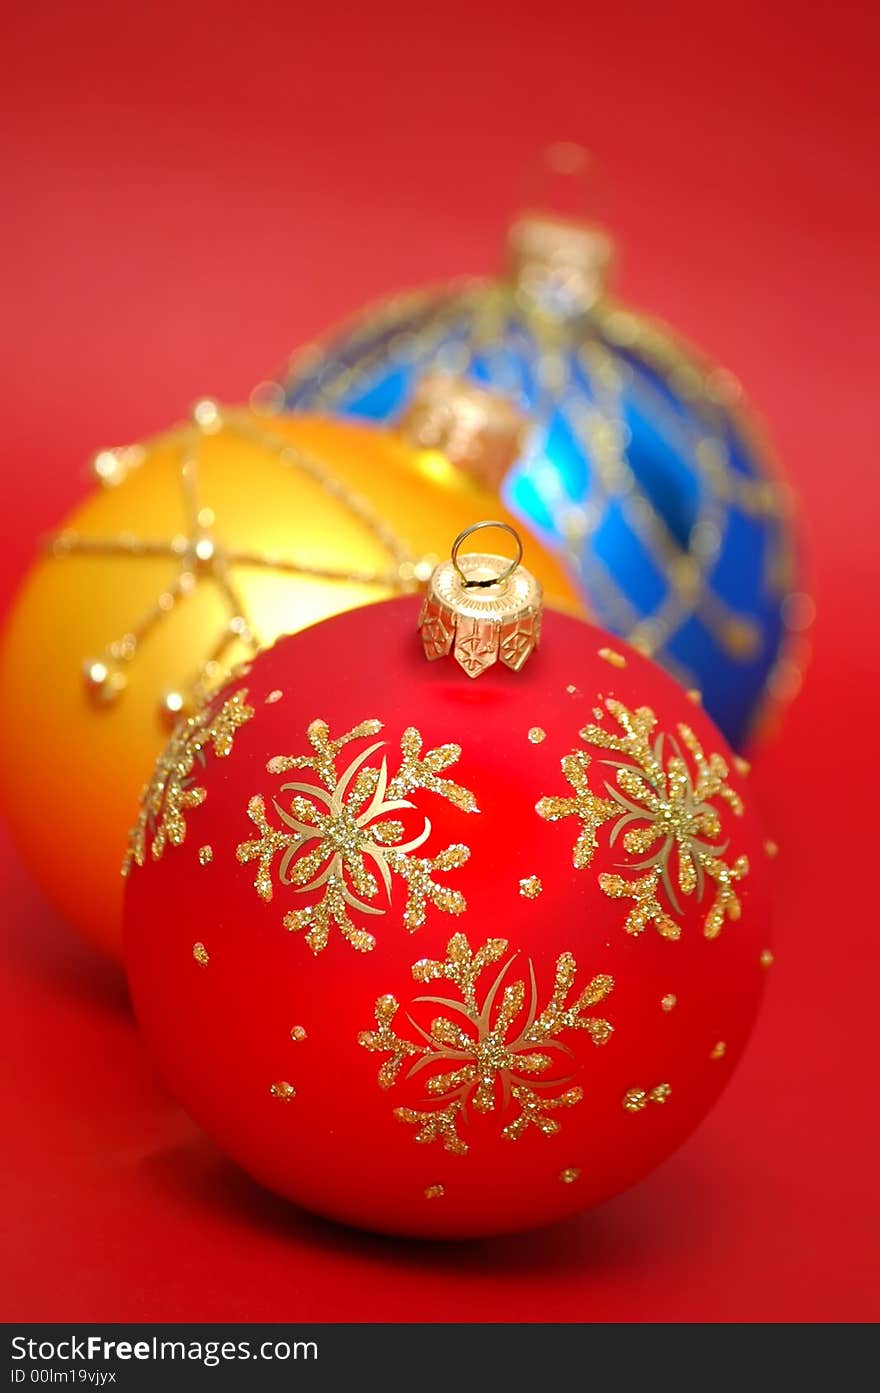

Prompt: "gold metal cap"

[398,374,527,491]
[418,521,543,678]
[506,212,614,316]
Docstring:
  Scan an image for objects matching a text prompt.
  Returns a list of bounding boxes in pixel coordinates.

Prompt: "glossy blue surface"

[282,293,794,748]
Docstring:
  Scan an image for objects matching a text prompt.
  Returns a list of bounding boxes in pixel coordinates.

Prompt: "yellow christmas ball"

[0,402,581,959]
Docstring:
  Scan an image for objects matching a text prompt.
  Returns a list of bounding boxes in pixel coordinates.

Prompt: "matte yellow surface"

[0,411,581,957]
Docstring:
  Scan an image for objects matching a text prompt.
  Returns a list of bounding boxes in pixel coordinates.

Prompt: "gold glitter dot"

[559,1167,581,1184]
[687,688,702,704]
[527,727,546,744]
[764,839,779,858]
[760,948,775,969]
[661,993,677,1012]
[519,875,543,900]
[265,689,283,705]
[710,1041,727,1060]
[270,1081,296,1101]
[565,684,578,695]
[192,942,209,967]
[290,1025,308,1042]
[592,706,603,721]
[424,1184,445,1200]
[733,756,751,776]
[598,646,627,669]
[198,845,213,866]
[622,1083,670,1112]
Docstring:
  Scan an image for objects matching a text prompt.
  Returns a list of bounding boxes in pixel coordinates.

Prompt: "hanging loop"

[451,521,523,589]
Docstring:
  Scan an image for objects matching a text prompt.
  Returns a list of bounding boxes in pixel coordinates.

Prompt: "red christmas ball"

[124,592,773,1239]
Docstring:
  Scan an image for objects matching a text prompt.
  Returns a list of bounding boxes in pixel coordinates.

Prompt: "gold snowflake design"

[359,932,614,1154]
[123,688,254,874]
[236,719,477,953]
[537,698,748,939]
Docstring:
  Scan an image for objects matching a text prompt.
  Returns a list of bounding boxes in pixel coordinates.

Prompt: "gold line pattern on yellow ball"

[53,403,428,724]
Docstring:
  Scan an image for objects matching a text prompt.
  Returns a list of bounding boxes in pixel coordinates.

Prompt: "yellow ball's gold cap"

[398,374,527,492]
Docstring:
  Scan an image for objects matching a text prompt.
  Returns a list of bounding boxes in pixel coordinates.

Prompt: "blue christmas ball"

[263,212,807,749]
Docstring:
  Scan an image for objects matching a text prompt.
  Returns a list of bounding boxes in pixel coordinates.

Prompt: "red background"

[1,0,877,1321]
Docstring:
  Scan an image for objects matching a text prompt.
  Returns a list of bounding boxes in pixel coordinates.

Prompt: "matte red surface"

[1,0,877,1320]
[125,603,770,1239]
